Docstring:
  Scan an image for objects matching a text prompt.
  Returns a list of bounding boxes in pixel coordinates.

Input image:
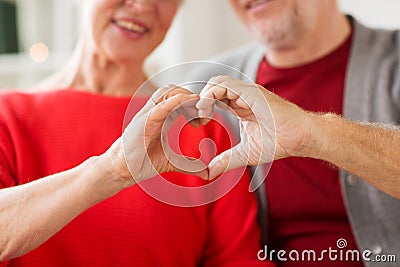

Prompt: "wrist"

[305,112,339,160]
[102,139,136,184]
[81,155,134,204]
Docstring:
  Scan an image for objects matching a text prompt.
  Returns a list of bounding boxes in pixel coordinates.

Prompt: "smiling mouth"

[245,0,269,9]
[113,19,149,34]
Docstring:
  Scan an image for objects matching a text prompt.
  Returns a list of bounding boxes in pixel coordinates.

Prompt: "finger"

[196,96,217,122]
[198,81,230,105]
[197,78,231,119]
[149,93,199,124]
[199,76,243,100]
[133,84,179,119]
[215,99,247,113]
[196,92,225,126]
[197,78,247,124]
[165,96,198,122]
[142,84,193,116]
[207,145,248,180]
[219,101,255,120]
[232,97,251,110]
[153,85,198,127]
[181,104,202,128]
[168,155,209,180]
[164,97,201,128]
[157,130,208,178]
[153,85,193,104]
[201,76,264,106]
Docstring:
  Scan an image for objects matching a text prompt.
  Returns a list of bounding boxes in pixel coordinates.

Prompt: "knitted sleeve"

[0,93,17,189]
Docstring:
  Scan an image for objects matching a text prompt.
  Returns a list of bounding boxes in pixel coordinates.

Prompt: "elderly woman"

[0,1,272,266]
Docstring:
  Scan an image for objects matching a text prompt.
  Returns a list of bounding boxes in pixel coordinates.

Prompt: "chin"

[251,13,299,48]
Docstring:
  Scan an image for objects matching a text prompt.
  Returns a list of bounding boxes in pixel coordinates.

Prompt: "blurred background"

[0,0,400,90]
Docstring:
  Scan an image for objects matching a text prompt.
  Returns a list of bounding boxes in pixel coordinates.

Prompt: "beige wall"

[3,0,400,88]
[145,0,400,75]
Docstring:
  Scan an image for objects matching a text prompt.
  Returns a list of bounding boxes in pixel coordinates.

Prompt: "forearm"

[0,155,128,261]
[307,113,400,198]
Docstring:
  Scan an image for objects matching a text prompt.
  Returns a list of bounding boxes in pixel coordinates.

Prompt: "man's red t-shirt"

[256,34,365,266]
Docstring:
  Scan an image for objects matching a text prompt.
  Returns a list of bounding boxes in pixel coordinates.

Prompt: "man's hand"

[196,76,315,179]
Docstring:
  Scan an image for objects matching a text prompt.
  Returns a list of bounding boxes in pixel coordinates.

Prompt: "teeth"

[115,20,147,33]
[247,0,267,9]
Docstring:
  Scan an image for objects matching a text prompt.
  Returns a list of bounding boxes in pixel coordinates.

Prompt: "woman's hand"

[102,85,208,186]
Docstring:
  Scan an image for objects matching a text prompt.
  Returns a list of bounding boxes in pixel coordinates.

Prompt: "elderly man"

[191,0,400,266]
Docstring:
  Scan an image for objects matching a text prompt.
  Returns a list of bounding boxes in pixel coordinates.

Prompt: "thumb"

[207,145,248,180]
[163,146,209,179]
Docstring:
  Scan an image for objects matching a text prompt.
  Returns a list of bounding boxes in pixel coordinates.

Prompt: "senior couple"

[1,0,400,266]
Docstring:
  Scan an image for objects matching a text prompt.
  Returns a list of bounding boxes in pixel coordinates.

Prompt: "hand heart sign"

[122,63,276,207]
